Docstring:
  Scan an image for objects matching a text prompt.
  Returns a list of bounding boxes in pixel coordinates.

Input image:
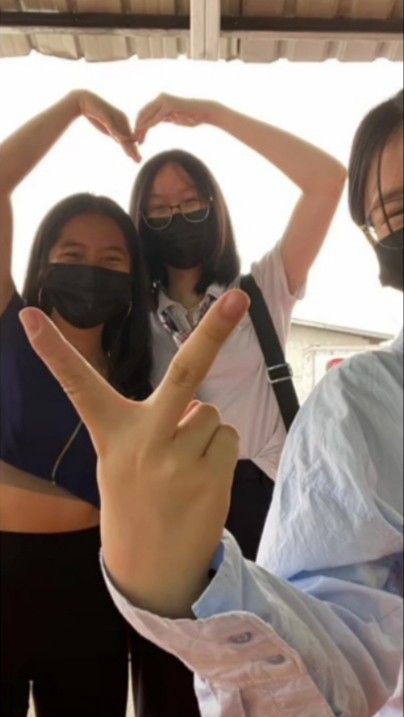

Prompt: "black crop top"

[0,293,99,507]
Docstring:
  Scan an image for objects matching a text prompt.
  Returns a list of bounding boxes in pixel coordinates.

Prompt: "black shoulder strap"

[240,274,299,431]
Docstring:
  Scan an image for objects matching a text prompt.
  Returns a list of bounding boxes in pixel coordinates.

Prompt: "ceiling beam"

[0,10,402,48]
[221,15,403,36]
[0,11,189,36]
[205,0,221,60]
[189,0,221,59]
[189,0,204,59]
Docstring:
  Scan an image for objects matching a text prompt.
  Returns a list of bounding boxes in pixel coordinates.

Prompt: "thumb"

[19,308,127,452]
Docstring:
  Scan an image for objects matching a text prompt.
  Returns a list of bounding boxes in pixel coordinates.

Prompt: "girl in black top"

[0,91,151,717]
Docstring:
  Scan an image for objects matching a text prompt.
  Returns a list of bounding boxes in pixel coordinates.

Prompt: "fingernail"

[19,309,42,338]
[219,291,249,321]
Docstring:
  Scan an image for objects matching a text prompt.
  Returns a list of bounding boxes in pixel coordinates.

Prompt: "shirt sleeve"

[101,543,334,717]
[101,351,403,717]
[250,242,305,347]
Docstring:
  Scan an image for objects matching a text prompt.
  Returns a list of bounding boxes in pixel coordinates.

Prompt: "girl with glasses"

[128,95,346,717]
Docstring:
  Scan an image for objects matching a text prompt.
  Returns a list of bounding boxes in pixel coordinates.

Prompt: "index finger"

[148,290,249,436]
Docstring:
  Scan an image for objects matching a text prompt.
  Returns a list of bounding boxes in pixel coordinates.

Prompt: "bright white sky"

[1,53,403,335]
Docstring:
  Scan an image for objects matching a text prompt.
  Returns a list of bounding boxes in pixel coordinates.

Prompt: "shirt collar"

[156,283,224,315]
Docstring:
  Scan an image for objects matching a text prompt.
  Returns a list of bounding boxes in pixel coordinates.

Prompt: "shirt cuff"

[100,533,307,689]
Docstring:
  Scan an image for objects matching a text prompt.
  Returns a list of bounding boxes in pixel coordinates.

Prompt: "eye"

[148,206,171,218]
[103,254,128,270]
[61,251,82,261]
[181,198,204,212]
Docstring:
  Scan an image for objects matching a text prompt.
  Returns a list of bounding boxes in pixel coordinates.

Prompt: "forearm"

[100,514,212,619]
[0,92,81,194]
[206,102,345,193]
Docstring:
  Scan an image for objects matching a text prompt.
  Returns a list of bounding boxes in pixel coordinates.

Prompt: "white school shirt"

[150,242,304,480]
[103,331,403,717]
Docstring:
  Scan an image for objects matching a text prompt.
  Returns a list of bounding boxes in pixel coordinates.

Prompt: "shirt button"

[228,632,254,645]
[267,654,286,665]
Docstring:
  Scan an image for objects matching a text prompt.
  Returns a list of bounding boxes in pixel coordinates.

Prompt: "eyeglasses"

[361,220,404,246]
[142,197,213,231]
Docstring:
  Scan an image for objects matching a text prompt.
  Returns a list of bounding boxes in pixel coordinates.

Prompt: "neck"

[52,311,106,371]
[166,266,203,309]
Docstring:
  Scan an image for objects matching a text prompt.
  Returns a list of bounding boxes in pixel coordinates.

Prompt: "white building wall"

[287,324,388,403]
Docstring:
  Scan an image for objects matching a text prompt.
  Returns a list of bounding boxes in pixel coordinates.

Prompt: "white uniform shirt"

[150,242,304,479]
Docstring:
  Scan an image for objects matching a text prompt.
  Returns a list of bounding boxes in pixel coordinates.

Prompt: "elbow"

[323,160,347,196]
[0,170,13,197]
[0,188,12,205]
[305,160,347,199]
[330,160,347,190]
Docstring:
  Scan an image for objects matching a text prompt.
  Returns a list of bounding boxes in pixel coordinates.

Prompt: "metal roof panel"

[0,0,402,62]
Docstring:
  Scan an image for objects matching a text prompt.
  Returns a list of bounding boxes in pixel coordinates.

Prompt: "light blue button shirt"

[103,332,403,717]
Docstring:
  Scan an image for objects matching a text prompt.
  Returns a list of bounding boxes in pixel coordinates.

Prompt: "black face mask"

[147,213,214,270]
[374,228,404,291]
[40,264,133,329]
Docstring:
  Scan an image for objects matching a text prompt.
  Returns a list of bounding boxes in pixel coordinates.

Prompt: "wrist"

[203,100,225,127]
[66,90,87,120]
[102,541,212,618]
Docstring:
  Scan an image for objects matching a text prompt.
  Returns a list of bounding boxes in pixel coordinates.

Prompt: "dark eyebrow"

[57,241,84,249]
[148,189,199,201]
[369,189,404,216]
[57,241,127,255]
[103,246,127,254]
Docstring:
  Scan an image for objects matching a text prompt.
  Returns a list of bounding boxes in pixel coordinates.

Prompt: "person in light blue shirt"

[19,90,403,717]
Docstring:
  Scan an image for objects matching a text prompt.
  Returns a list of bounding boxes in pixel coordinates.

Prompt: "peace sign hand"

[20,290,249,617]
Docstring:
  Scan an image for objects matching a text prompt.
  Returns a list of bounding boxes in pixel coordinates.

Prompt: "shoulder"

[250,243,282,285]
[251,243,305,299]
[0,291,25,327]
[0,292,39,372]
[285,344,402,468]
[303,343,399,408]
[247,243,302,346]
[331,343,403,398]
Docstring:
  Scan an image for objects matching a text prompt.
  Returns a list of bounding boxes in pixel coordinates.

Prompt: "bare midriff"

[0,461,99,533]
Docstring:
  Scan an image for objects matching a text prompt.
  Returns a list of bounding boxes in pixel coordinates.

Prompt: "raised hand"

[20,290,249,617]
[134,93,215,144]
[77,90,141,162]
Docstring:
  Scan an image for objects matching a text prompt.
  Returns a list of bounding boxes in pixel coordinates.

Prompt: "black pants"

[0,527,129,717]
[131,460,274,717]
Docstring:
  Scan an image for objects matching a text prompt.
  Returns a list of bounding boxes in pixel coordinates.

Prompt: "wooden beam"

[221,15,403,36]
[190,0,221,60]
[2,11,399,36]
[0,11,189,36]
[0,10,401,55]
[190,0,205,59]
[205,0,221,60]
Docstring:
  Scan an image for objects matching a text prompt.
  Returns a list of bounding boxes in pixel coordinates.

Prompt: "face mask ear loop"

[37,285,52,315]
[106,301,133,360]
[377,147,394,236]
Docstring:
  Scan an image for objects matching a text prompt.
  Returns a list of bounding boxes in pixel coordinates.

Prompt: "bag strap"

[239,274,300,431]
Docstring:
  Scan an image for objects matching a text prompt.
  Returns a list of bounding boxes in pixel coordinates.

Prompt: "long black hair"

[129,150,240,296]
[23,194,152,398]
[348,89,403,227]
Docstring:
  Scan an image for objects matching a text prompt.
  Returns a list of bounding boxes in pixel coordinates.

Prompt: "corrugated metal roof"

[0,0,402,63]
